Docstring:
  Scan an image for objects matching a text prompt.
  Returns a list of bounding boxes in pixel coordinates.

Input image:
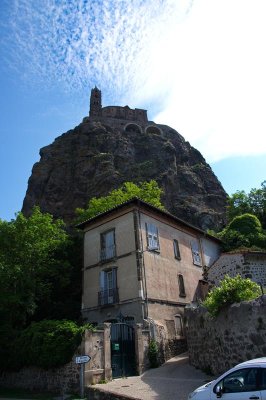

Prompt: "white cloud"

[1,0,192,96]
[1,0,266,161]
[153,0,266,161]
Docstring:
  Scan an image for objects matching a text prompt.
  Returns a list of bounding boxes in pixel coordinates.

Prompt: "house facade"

[78,198,221,336]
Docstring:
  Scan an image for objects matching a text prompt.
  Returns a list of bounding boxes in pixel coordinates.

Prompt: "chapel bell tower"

[89,86,102,117]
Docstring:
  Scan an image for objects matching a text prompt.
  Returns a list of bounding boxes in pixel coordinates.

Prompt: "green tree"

[227,181,266,228]
[0,207,78,329]
[75,180,164,223]
[10,320,93,370]
[218,213,266,251]
[227,190,251,220]
[203,275,261,317]
[249,181,266,228]
[33,231,82,322]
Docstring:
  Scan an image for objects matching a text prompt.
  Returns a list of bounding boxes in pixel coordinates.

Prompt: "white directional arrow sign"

[75,355,91,364]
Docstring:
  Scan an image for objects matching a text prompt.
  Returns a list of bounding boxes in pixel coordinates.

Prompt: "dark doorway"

[111,322,136,378]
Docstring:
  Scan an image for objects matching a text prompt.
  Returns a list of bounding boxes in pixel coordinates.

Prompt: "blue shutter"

[100,271,105,291]
[99,271,105,305]
[191,240,202,266]
[112,268,117,289]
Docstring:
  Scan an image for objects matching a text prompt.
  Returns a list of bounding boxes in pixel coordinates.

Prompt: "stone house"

[77,198,221,375]
[207,250,266,289]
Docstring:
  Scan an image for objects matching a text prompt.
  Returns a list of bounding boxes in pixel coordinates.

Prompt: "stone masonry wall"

[0,327,108,394]
[185,295,266,375]
[0,322,186,392]
[84,326,106,385]
[154,323,187,365]
[208,252,266,287]
[0,360,80,395]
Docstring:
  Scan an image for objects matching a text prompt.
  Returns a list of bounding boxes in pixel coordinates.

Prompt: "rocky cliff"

[22,118,227,230]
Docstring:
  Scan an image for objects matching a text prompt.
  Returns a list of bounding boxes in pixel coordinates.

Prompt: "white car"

[188,357,266,399]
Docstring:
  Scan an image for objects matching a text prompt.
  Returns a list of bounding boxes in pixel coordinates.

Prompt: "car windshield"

[216,368,259,393]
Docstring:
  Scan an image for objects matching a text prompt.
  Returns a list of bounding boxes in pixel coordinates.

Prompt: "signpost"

[75,355,91,398]
[76,355,91,364]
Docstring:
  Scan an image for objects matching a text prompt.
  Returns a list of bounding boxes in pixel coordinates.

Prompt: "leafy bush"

[203,275,261,317]
[11,320,94,370]
[148,339,159,368]
[218,214,266,251]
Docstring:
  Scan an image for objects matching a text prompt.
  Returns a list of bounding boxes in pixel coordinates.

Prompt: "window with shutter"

[100,229,116,261]
[99,268,118,305]
[191,240,202,266]
[173,239,181,260]
[146,223,160,251]
[178,274,186,297]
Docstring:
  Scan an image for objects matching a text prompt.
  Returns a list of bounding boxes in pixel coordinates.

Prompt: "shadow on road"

[92,353,212,400]
[140,353,212,400]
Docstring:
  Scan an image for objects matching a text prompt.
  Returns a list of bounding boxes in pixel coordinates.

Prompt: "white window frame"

[146,223,160,251]
[100,229,116,261]
[191,240,202,266]
[99,267,118,305]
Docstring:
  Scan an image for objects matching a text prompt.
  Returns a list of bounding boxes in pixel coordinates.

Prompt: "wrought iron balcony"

[98,288,119,306]
[100,245,116,261]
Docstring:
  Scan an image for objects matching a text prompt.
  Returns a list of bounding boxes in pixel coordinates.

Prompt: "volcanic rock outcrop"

[22,88,227,230]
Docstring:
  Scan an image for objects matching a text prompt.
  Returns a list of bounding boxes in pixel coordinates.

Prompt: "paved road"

[93,353,212,400]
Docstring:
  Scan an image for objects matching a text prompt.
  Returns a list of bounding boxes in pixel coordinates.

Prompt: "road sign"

[76,356,91,398]
[75,355,91,364]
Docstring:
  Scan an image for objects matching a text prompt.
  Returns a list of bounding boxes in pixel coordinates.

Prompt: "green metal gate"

[111,322,136,378]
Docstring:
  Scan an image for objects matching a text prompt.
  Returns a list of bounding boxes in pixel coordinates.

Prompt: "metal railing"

[98,288,119,306]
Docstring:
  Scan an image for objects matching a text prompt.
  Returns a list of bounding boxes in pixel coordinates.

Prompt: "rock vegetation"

[22,93,227,230]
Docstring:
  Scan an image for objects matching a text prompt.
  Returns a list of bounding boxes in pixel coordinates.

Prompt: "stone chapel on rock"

[83,86,163,135]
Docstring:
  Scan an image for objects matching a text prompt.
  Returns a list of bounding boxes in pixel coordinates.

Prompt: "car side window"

[261,368,266,390]
[214,368,259,394]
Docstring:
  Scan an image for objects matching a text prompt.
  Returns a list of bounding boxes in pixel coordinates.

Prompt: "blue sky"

[0,0,265,222]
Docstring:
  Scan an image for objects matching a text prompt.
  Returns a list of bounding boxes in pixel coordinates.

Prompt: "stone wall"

[0,326,109,394]
[0,322,186,393]
[0,360,80,395]
[157,337,187,365]
[0,324,154,393]
[86,386,135,400]
[153,323,187,364]
[208,251,266,287]
[135,325,150,373]
[185,295,266,375]
[84,325,109,385]
[101,106,148,124]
